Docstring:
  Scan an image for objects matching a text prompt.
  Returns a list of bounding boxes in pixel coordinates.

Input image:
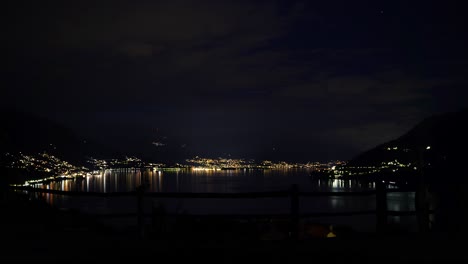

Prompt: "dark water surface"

[30,168,418,232]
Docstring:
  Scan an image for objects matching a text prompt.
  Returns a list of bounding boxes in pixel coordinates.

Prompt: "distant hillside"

[346,108,468,183]
[0,109,120,166]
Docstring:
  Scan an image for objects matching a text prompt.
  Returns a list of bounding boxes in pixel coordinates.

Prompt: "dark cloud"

[116,42,161,58]
[3,0,468,161]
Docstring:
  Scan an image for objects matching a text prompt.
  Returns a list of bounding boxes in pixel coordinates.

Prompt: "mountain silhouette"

[347,108,468,176]
[0,108,120,167]
[346,108,468,233]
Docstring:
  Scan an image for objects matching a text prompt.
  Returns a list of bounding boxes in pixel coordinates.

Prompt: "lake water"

[29,168,418,232]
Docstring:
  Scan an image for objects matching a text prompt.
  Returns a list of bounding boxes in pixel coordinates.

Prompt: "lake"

[29,168,419,232]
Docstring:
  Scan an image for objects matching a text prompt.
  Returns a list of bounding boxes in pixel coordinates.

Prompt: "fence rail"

[10,182,432,238]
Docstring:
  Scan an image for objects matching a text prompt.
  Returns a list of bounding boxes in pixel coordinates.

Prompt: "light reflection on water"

[30,168,417,232]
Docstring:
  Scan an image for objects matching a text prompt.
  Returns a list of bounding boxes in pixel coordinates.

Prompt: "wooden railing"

[10,181,432,239]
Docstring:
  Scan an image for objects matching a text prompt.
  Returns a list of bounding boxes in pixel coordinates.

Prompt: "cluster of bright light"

[333,160,415,177]
[148,162,165,168]
[5,152,86,175]
[20,170,102,186]
[191,167,222,171]
[186,156,255,169]
[185,156,346,170]
[331,145,434,178]
[87,156,144,169]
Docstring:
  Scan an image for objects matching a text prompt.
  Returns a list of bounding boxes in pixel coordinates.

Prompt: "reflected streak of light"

[331,197,339,209]
[104,172,106,193]
[176,171,179,192]
[115,172,117,192]
[332,179,338,189]
[157,171,162,192]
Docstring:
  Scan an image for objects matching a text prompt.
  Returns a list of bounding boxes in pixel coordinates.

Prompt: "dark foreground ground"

[1,190,467,263]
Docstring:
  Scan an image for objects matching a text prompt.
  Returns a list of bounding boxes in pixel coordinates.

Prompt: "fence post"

[136,185,145,238]
[290,184,299,240]
[376,180,387,234]
[416,181,429,233]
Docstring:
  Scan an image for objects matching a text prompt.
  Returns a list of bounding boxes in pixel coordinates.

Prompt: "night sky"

[3,0,468,162]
